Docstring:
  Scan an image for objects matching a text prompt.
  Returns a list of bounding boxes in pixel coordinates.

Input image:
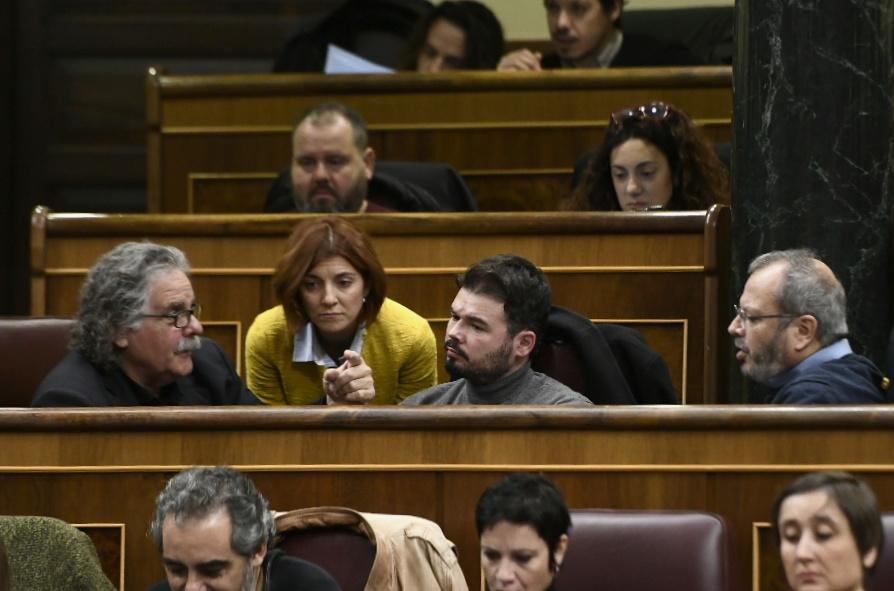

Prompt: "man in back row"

[403,254,593,406]
[730,248,887,404]
[498,0,701,71]
[264,102,446,213]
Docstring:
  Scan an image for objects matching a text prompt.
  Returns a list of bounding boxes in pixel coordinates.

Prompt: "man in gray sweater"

[402,254,592,406]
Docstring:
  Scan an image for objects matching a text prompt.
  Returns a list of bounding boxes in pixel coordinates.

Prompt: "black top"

[540,31,703,69]
[264,162,478,213]
[32,337,259,407]
[147,550,342,591]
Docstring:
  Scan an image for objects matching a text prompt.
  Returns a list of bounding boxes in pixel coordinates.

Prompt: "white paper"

[324,44,394,74]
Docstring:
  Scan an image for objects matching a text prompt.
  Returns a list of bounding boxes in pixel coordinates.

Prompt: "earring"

[363,297,367,304]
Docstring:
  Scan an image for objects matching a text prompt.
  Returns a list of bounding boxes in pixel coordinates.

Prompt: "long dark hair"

[565,102,729,211]
[401,1,504,70]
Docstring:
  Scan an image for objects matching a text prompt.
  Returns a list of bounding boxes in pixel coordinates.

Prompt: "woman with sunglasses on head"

[773,471,884,591]
[246,216,438,405]
[476,472,571,591]
[565,102,729,211]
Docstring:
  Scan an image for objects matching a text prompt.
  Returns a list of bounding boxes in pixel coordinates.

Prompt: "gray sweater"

[402,363,593,406]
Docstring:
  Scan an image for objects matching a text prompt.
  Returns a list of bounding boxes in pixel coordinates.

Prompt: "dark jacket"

[533,305,678,404]
[147,550,341,591]
[32,337,259,407]
[770,354,888,404]
[541,31,703,69]
[264,167,463,213]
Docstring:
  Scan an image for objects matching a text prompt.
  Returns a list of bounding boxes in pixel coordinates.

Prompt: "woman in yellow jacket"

[246,216,437,405]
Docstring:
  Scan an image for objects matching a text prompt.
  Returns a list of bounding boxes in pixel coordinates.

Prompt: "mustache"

[444,338,468,360]
[175,336,202,353]
[734,339,748,353]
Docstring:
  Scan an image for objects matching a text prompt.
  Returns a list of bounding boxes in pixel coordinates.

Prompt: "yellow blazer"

[246,298,437,405]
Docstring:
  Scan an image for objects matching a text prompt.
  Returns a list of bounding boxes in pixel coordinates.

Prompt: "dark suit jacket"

[534,305,678,405]
[541,31,703,69]
[147,550,341,591]
[31,337,259,407]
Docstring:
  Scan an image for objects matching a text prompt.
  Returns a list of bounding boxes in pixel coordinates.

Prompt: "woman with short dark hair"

[476,472,571,591]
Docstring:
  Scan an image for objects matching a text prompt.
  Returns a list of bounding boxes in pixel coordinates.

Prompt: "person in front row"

[476,472,571,591]
[497,0,700,71]
[264,102,441,213]
[730,249,887,404]
[246,216,437,405]
[402,254,592,406]
[32,242,258,407]
[148,466,340,591]
[773,471,882,591]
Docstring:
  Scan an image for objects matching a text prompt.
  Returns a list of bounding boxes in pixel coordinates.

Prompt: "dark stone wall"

[732,0,894,401]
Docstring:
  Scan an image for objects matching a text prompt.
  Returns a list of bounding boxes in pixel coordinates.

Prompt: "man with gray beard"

[729,248,887,404]
[32,242,258,406]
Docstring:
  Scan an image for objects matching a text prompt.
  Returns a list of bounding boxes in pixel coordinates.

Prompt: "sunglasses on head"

[610,102,673,128]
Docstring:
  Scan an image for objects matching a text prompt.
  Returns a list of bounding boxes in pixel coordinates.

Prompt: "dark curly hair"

[565,102,729,211]
[402,1,505,70]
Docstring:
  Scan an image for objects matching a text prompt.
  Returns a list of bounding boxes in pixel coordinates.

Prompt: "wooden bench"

[146,66,732,212]
[30,206,730,403]
[2,406,893,590]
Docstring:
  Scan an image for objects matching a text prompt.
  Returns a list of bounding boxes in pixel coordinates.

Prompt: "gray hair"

[72,242,190,369]
[150,466,276,557]
[748,248,848,346]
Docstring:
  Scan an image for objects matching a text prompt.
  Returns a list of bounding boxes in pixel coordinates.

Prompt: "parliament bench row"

[2,406,893,589]
[146,66,732,213]
[29,206,730,403]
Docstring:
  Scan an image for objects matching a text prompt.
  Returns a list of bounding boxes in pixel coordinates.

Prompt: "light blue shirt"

[292,322,366,368]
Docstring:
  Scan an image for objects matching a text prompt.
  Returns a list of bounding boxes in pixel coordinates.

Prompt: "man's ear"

[790,314,819,351]
[607,0,622,24]
[514,329,537,359]
[114,331,129,350]
[250,540,267,568]
[363,147,376,179]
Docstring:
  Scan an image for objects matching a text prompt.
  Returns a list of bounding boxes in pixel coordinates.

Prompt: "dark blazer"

[147,550,341,591]
[534,305,678,404]
[541,31,703,69]
[265,162,477,213]
[31,337,259,407]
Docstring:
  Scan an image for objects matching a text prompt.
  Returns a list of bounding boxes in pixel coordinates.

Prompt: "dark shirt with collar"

[31,337,259,407]
[768,339,887,404]
[541,31,703,69]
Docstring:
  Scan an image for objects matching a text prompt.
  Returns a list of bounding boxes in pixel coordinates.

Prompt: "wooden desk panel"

[31,208,729,403]
[2,407,894,590]
[147,67,732,212]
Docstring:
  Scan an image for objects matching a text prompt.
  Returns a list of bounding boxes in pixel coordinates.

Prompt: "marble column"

[732,0,894,402]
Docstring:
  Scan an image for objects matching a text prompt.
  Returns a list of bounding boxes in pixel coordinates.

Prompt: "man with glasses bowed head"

[148,466,340,591]
[32,242,259,407]
[402,254,593,406]
[730,248,887,404]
